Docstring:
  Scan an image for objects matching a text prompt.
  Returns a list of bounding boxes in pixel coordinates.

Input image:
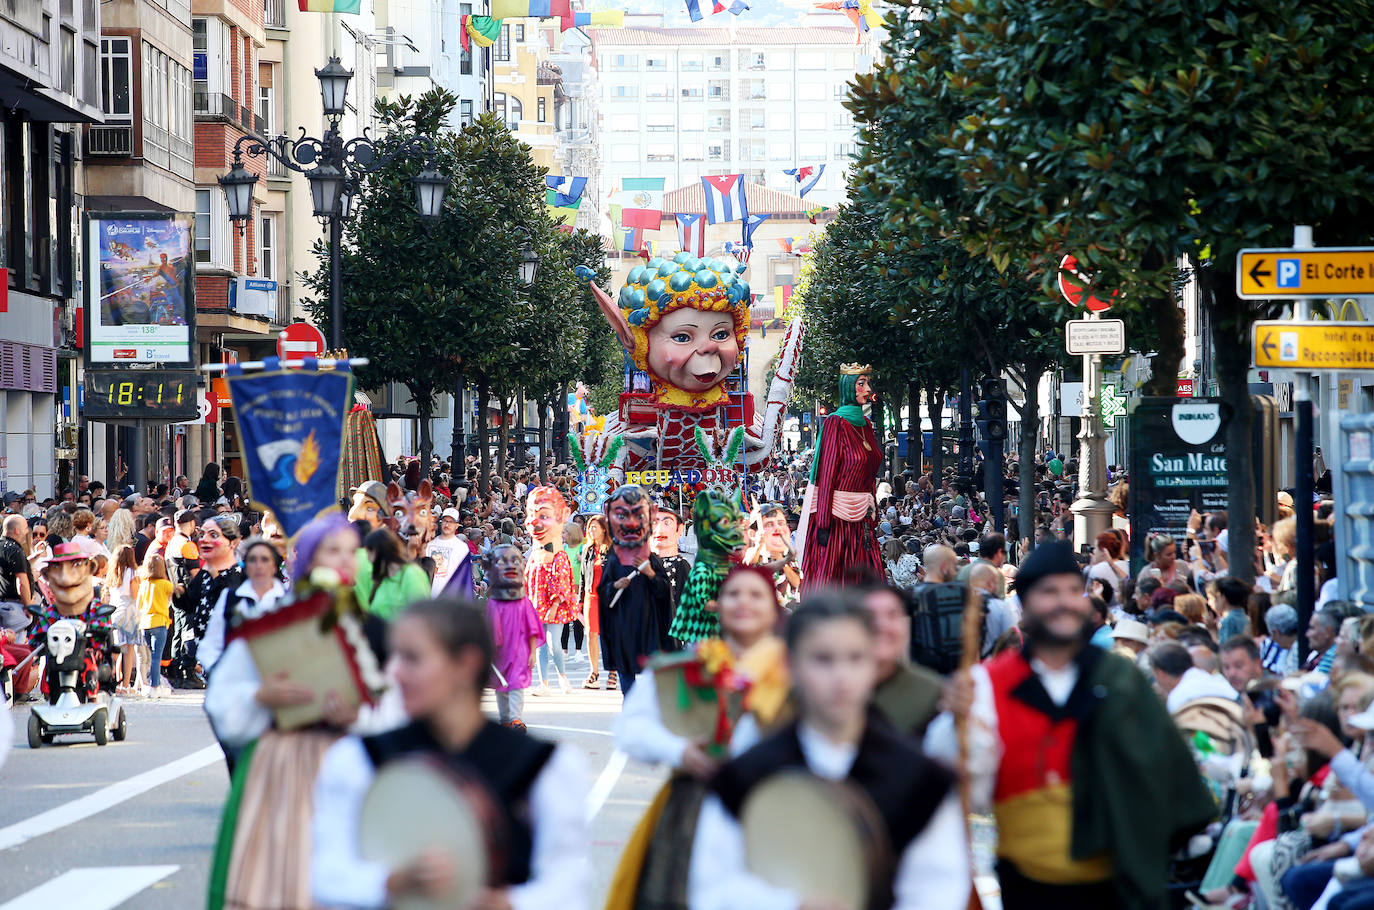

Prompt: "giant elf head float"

[595,253,751,412]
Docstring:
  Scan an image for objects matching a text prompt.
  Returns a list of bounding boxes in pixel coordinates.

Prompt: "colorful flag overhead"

[622,226,642,254]
[545,175,587,208]
[741,213,771,248]
[805,204,830,224]
[687,0,747,20]
[675,213,708,258]
[461,15,503,51]
[814,0,881,41]
[701,175,748,224]
[616,177,664,231]
[777,237,795,254]
[570,10,625,26]
[487,0,625,30]
[783,165,826,197]
[299,0,362,11]
[725,241,752,265]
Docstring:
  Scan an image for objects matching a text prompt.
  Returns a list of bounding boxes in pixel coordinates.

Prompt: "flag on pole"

[544,175,587,208]
[616,177,664,231]
[701,175,748,224]
[299,0,362,11]
[741,213,771,249]
[675,213,708,258]
[783,165,826,197]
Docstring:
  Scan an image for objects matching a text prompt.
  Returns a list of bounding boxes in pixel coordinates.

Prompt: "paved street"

[0,652,665,910]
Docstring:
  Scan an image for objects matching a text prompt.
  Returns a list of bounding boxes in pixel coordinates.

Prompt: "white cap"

[1111,618,1150,646]
[441,507,462,522]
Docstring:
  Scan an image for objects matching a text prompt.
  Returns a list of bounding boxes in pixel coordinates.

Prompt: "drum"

[358,757,496,910]
[740,771,891,910]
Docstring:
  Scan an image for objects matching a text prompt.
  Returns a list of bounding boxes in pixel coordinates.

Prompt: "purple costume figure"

[484,543,544,731]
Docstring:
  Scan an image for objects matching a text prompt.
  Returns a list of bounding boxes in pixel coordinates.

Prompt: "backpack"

[908,582,986,674]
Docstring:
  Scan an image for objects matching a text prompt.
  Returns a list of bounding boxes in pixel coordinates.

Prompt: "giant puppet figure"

[798,364,884,593]
[575,254,804,476]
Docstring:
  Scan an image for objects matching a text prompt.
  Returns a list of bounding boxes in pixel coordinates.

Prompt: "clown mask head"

[525,486,570,551]
[348,481,388,530]
[487,543,526,601]
[651,511,682,558]
[605,485,653,550]
[43,544,95,617]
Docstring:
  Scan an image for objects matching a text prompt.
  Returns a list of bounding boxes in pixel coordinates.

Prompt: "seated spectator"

[1149,640,1238,713]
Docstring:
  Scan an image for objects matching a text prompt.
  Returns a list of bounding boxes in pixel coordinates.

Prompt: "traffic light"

[976,378,1008,442]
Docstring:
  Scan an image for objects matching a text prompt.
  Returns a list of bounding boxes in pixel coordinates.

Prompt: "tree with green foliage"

[852,0,1374,577]
[302,96,551,474]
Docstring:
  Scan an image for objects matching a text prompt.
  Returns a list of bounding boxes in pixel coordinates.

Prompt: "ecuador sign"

[1237,248,1374,299]
[1251,321,1374,372]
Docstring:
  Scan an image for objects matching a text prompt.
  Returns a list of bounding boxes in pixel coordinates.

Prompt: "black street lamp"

[217,55,448,350]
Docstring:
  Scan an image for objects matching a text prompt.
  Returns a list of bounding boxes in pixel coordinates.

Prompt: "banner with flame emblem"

[226,358,354,538]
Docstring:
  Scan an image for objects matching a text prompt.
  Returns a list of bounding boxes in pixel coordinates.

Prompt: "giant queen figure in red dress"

[799,364,884,593]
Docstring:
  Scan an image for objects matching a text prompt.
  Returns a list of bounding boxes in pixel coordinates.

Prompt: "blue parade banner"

[225,358,354,539]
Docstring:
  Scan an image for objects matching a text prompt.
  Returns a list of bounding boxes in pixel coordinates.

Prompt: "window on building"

[259,214,275,280]
[799,142,825,161]
[646,143,675,162]
[99,37,131,120]
[707,113,726,131]
[769,142,791,161]
[747,141,764,160]
[749,51,764,69]
[612,84,638,98]
[771,82,791,100]
[507,95,523,126]
[646,115,673,132]
[537,96,546,122]
[646,56,667,70]
[611,145,638,162]
[495,26,511,62]
[831,110,850,128]
[708,81,726,98]
[494,92,506,122]
[799,110,825,130]
[797,51,825,70]
[680,85,702,98]
[610,54,637,70]
[681,111,704,131]
[460,100,473,125]
[747,110,765,129]
[682,54,703,71]
[799,83,825,101]
[708,144,724,160]
[608,113,637,131]
[682,143,704,161]
[258,82,275,134]
[767,110,790,130]
[514,24,525,41]
[646,83,670,99]
[708,54,726,70]
[834,141,857,158]
[832,51,855,69]
[832,83,846,99]
[195,189,212,264]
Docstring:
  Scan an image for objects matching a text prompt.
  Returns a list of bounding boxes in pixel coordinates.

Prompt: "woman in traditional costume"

[607,565,789,910]
[689,593,970,910]
[204,515,388,910]
[311,598,589,910]
[799,365,884,594]
[579,515,610,689]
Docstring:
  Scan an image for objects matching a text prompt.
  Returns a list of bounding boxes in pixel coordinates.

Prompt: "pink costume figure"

[525,486,577,693]
[485,543,543,729]
[576,253,804,477]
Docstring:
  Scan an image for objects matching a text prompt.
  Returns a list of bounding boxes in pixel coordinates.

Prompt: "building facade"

[0,1,103,498]
[588,16,876,210]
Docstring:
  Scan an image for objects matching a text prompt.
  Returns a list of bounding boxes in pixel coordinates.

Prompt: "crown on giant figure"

[840,363,873,376]
[619,252,751,372]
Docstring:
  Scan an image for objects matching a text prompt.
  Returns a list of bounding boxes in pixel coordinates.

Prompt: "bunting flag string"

[299,0,362,11]
[488,0,625,30]
[814,0,882,42]
[783,164,826,197]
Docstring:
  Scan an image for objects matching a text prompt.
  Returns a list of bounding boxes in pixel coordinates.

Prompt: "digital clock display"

[84,371,199,419]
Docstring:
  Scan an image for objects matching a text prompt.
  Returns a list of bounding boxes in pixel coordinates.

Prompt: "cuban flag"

[742,213,771,249]
[545,175,587,207]
[725,241,752,265]
[701,175,748,225]
[676,213,708,258]
[783,165,825,197]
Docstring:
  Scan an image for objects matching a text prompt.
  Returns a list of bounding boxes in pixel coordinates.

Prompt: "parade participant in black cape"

[650,508,692,613]
[690,593,970,910]
[311,598,589,910]
[927,541,1214,910]
[597,485,675,694]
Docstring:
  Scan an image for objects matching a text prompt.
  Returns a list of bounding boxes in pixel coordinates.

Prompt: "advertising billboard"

[85,212,196,367]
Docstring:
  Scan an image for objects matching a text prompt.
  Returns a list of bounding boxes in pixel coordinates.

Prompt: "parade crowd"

[0,435,1363,910]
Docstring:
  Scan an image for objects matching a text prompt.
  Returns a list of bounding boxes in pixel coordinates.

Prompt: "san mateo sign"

[1128,398,1230,570]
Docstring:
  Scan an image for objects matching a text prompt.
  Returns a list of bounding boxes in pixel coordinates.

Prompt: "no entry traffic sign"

[278,322,326,362]
[1058,254,1118,312]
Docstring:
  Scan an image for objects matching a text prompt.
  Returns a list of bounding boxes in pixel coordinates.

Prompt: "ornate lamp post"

[217,56,448,350]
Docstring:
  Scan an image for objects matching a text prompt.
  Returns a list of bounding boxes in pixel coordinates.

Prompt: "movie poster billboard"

[85,213,196,367]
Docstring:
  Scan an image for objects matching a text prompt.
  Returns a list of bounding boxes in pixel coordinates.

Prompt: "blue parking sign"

[1277,258,1302,288]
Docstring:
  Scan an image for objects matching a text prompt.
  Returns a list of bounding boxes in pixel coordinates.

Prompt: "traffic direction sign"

[1251,321,1374,371]
[277,322,326,362]
[1065,318,1126,355]
[1237,248,1374,299]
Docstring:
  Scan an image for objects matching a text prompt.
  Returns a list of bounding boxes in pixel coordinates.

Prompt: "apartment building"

[376,0,491,130]
[0,1,103,497]
[588,15,876,208]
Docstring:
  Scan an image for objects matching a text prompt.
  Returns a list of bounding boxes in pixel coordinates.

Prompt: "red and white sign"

[1176,379,1195,398]
[1058,254,1118,313]
[278,322,326,362]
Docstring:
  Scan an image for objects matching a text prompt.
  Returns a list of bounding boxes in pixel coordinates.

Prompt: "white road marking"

[0,745,221,852]
[532,724,614,737]
[0,865,180,910]
[585,750,629,823]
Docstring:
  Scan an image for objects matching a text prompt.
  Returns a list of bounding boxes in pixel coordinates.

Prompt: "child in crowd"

[485,543,543,730]
[137,553,174,694]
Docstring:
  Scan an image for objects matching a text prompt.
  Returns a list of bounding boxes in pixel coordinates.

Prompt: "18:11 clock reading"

[106,379,185,406]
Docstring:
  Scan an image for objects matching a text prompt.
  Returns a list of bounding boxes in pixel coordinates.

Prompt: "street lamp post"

[217,56,448,350]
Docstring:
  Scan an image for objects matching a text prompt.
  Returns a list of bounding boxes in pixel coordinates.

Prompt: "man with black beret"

[928,541,1215,910]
